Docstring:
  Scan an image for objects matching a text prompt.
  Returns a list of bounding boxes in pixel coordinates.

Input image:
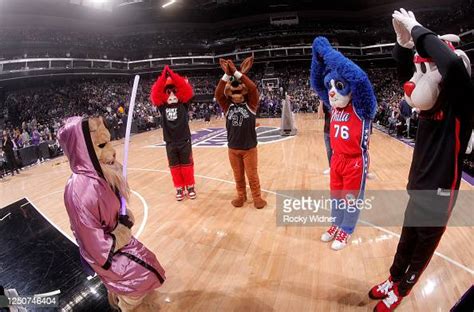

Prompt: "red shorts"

[330,152,368,199]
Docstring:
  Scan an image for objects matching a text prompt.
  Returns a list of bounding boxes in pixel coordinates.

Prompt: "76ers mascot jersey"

[330,103,370,200]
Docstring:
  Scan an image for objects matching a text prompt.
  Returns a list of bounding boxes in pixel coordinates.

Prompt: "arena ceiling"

[110,0,460,23]
[0,0,462,25]
[116,0,456,11]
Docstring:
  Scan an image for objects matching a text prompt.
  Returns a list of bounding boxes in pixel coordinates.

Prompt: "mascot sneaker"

[321,225,339,242]
[231,194,247,207]
[331,229,350,250]
[176,187,185,201]
[374,285,404,311]
[187,185,197,199]
[323,168,330,175]
[253,197,267,209]
[369,276,398,300]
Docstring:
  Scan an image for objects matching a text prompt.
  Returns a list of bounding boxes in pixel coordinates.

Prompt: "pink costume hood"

[57,116,165,296]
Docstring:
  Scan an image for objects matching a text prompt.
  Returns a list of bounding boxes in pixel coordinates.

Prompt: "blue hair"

[310,36,377,120]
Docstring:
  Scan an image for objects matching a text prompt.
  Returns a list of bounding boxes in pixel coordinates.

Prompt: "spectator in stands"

[20,129,30,147]
[31,127,44,163]
[0,148,5,179]
[13,129,23,148]
[2,131,20,176]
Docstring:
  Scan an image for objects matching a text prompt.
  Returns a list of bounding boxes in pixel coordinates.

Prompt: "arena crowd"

[1,65,473,177]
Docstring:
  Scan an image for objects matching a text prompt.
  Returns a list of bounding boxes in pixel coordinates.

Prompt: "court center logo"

[146,126,294,148]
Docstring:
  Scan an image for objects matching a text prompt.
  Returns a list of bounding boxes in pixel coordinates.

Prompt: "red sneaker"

[369,276,398,300]
[187,185,197,200]
[176,187,185,201]
[331,228,350,250]
[373,285,404,312]
[320,225,339,242]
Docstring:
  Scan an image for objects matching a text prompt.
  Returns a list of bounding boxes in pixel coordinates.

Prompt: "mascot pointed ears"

[311,36,377,120]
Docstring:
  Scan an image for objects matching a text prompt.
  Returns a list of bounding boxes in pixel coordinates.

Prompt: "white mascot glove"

[466,130,474,154]
[392,8,421,49]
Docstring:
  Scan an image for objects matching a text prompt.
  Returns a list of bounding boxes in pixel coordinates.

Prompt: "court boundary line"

[131,190,149,239]
[129,167,474,275]
[27,188,149,239]
[25,196,78,246]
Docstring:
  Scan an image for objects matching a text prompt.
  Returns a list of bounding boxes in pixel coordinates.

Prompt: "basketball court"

[1,115,472,311]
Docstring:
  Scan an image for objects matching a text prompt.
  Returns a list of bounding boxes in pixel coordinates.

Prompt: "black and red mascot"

[369,9,474,311]
[151,66,196,201]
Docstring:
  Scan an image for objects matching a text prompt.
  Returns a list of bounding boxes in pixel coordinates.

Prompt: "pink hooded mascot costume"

[58,116,165,310]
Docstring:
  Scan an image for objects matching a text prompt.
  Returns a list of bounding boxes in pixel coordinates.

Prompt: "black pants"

[166,140,193,167]
[389,194,450,296]
[7,157,20,175]
[34,145,43,160]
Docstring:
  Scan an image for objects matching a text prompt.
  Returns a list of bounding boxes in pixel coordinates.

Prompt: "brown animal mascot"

[215,57,267,209]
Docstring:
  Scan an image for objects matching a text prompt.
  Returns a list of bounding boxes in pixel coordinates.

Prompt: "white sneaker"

[367,172,376,180]
[322,168,330,175]
[331,229,350,250]
[321,225,339,242]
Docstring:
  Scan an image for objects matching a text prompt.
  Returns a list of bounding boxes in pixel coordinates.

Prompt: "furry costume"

[311,36,377,250]
[58,117,165,311]
[215,57,267,209]
[150,66,196,200]
[369,9,474,312]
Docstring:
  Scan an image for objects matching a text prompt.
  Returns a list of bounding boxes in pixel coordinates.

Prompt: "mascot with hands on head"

[59,117,166,312]
[150,65,196,201]
[310,36,377,251]
[214,57,267,209]
[368,9,474,312]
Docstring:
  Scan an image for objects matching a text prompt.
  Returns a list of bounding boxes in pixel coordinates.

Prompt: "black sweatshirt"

[226,103,257,150]
[158,103,191,143]
[393,26,474,191]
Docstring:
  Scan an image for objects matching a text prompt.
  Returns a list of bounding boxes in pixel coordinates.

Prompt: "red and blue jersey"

[330,103,370,156]
[329,103,371,200]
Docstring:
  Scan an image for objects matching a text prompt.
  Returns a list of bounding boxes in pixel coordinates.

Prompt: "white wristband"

[234,71,243,80]
[222,74,230,82]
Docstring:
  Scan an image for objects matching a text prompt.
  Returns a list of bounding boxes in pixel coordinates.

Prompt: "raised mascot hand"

[163,65,171,77]
[392,8,421,49]
[219,59,231,75]
[227,60,237,75]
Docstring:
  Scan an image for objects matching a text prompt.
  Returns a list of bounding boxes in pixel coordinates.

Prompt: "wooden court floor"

[1,114,472,311]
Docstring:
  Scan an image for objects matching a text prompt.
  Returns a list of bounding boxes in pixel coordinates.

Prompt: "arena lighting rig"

[162,0,176,8]
[117,0,145,7]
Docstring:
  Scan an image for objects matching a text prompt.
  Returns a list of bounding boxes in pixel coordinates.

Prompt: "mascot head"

[58,116,130,202]
[310,36,377,120]
[164,76,178,105]
[403,35,471,110]
[219,56,254,104]
[150,65,194,107]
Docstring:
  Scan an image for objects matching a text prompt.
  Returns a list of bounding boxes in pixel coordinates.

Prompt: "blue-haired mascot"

[310,36,377,251]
